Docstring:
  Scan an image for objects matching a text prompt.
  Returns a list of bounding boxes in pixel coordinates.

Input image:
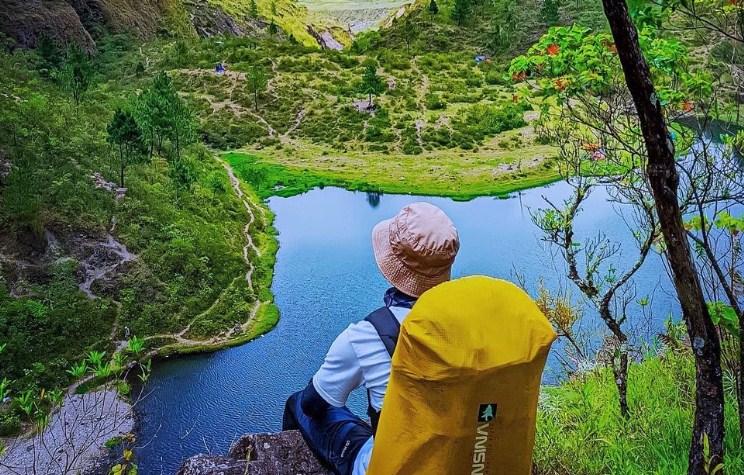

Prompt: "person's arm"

[302,328,363,417]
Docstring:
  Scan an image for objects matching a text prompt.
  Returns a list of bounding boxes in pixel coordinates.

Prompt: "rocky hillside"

[0,0,350,50]
[1,0,165,50]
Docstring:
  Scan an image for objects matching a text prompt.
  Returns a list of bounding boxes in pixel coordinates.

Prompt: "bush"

[0,412,21,437]
[485,69,508,85]
[425,93,446,110]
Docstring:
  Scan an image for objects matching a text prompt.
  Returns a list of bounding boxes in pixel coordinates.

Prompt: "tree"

[360,64,385,107]
[600,1,727,472]
[207,170,227,198]
[428,0,439,25]
[137,71,178,158]
[451,0,470,26]
[401,18,416,54]
[510,16,739,471]
[541,0,561,26]
[271,1,278,17]
[107,107,148,187]
[246,66,268,111]
[58,43,92,109]
[169,158,197,204]
[655,0,744,442]
[489,0,523,53]
[174,40,189,68]
[35,34,60,74]
[532,137,659,418]
[250,0,259,17]
[167,94,195,161]
[268,21,279,37]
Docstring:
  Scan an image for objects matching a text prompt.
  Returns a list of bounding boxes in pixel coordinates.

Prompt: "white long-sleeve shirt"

[311,305,411,474]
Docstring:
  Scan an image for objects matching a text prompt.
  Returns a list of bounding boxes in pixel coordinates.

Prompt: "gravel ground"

[0,389,133,475]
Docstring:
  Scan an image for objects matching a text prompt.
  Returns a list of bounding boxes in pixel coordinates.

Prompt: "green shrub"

[425,93,446,110]
[485,69,508,85]
[0,412,21,437]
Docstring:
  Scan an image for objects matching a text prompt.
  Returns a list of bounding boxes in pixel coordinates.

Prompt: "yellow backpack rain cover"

[367,276,556,475]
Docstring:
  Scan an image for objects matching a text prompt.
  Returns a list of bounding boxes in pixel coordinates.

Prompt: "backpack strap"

[364,306,400,358]
[364,306,400,435]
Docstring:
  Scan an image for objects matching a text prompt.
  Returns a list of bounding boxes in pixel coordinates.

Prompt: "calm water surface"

[134,183,677,474]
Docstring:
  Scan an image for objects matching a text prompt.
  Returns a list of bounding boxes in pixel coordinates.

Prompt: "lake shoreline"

[145,158,563,361]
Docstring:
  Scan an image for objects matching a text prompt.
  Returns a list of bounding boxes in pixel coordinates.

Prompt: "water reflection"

[366,191,382,208]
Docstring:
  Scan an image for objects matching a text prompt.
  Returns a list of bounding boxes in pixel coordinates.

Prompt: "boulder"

[176,431,332,475]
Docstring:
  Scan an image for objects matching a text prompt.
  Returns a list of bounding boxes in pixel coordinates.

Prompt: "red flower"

[547,44,560,55]
[555,78,567,91]
[682,101,694,112]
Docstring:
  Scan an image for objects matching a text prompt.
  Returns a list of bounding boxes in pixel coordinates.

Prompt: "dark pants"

[283,390,373,475]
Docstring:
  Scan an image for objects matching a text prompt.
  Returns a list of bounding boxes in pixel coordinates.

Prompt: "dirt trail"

[285,108,307,137]
[411,56,429,146]
[145,155,267,347]
[178,68,278,137]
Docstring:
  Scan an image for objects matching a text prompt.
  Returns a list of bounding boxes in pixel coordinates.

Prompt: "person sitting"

[282,202,460,475]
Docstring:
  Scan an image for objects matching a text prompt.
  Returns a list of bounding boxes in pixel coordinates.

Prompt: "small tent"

[367,276,556,475]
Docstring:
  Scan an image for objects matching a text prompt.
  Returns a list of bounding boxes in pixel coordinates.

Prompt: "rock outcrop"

[176,431,332,475]
[0,0,97,51]
[0,0,167,50]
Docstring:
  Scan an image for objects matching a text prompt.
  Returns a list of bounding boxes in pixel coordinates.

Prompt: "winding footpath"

[145,155,269,347]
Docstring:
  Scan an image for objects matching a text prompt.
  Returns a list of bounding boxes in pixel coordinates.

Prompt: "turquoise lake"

[134,183,677,474]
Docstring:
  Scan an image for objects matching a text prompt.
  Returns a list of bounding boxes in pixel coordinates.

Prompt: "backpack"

[363,306,400,435]
[366,276,556,475]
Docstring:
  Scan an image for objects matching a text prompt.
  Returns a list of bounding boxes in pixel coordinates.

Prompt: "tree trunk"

[740,323,744,441]
[175,125,180,160]
[613,343,629,418]
[119,144,125,187]
[600,0,725,473]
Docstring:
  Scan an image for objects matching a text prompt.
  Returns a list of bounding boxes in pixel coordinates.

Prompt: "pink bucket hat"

[372,202,460,298]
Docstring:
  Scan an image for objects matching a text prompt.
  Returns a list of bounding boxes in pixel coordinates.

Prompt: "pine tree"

[271,1,278,17]
[137,71,177,157]
[58,43,92,109]
[136,71,193,160]
[107,108,148,187]
[489,0,521,53]
[428,0,439,16]
[541,0,560,26]
[268,21,279,36]
[174,40,189,68]
[360,64,385,107]
[166,94,195,160]
[246,66,268,111]
[36,34,60,74]
[250,0,259,17]
[451,0,470,27]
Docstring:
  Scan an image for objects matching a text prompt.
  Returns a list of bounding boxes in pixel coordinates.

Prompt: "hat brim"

[372,219,452,298]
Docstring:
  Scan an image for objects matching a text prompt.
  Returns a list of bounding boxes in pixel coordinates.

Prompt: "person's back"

[283,202,460,475]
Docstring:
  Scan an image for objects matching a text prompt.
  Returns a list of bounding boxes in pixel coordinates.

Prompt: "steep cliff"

[0,0,350,50]
[0,1,97,50]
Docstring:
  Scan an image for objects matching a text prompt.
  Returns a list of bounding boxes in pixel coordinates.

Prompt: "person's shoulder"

[346,310,381,341]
